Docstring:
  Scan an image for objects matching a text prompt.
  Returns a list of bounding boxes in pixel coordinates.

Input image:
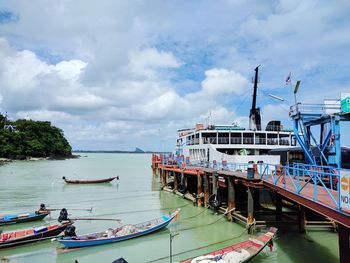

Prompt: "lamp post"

[170,232,179,263]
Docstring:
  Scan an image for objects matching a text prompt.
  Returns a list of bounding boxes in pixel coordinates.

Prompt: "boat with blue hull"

[57,209,180,248]
[0,211,49,226]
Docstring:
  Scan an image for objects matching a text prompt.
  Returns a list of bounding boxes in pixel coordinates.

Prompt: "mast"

[249,66,261,131]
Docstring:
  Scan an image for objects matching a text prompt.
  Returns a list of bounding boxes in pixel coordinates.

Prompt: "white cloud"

[201,68,248,96]
[54,60,87,80]
[128,48,182,78]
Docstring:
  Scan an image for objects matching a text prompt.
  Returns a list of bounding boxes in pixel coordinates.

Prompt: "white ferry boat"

[175,67,297,165]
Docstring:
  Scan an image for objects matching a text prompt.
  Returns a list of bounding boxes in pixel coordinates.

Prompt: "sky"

[0,0,349,151]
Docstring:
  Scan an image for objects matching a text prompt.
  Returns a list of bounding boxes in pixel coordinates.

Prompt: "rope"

[173,208,235,232]
[180,209,207,221]
[73,203,191,218]
[48,192,156,206]
[145,228,247,263]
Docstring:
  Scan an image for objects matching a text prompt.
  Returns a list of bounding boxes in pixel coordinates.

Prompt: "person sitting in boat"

[58,208,69,222]
[36,203,49,214]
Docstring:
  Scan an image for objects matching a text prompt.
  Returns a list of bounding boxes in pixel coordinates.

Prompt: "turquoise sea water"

[0,153,339,262]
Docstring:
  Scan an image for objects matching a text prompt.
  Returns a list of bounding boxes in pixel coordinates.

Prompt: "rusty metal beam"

[264,181,350,228]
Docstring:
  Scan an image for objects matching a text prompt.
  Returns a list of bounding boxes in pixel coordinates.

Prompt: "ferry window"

[291,135,297,146]
[279,134,290,146]
[230,132,241,144]
[202,132,217,144]
[267,134,278,145]
[255,133,266,145]
[243,133,254,144]
[218,133,229,144]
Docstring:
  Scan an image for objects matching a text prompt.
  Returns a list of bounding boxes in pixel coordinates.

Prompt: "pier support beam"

[164,170,168,187]
[254,188,260,211]
[227,177,235,221]
[197,171,203,207]
[160,169,164,188]
[298,205,306,233]
[203,173,209,207]
[247,187,255,233]
[173,172,178,190]
[212,172,218,195]
[276,193,283,221]
[338,224,350,263]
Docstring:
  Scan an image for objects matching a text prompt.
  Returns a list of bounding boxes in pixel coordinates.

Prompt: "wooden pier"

[152,154,350,263]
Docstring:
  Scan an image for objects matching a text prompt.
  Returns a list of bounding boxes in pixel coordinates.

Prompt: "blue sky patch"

[0,10,18,24]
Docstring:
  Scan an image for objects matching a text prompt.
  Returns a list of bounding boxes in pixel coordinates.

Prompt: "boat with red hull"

[180,228,277,263]
[0,222,73,249]
[62,176,117,184]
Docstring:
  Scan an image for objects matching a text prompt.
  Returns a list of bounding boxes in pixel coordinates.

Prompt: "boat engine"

[64,225,77,237]
[58,208,68,222]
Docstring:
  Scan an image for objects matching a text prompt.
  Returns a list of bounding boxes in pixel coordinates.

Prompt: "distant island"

[0,114,73,160]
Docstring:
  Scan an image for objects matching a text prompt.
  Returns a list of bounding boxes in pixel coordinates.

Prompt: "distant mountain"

[134,147,144,153]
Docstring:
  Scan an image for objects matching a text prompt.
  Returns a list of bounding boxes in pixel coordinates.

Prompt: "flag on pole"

[285,72,291,85]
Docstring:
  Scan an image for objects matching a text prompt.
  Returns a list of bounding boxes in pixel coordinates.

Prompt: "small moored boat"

[57,209,180,248]
[0,222,73,249]
[180,227,277,263]
[0,211,49,226]
[62,176,117,184]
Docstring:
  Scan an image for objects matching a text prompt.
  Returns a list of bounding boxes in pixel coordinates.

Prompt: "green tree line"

[0,114,72,159]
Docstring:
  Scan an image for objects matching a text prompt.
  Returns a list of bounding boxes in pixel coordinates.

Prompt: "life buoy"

[208,194,221,208]
[177,184,187,194]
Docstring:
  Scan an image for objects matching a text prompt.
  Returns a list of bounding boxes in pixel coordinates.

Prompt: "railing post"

[313,171,317,201]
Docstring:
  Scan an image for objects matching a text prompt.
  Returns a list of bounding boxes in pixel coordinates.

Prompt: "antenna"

[249,66,261,131]
[268,94,285,102]
[294,80,300,94]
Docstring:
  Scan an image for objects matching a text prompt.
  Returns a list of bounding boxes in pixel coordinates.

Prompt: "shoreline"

[0,154,79,163]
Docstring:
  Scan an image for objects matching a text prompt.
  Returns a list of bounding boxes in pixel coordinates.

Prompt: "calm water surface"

[0,153,339,262]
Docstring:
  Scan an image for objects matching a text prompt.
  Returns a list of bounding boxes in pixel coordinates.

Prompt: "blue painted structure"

[289,103,350,168]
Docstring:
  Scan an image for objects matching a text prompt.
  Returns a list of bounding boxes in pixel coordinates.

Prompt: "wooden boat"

[57,209,180,248]
[0,222,73,249]
[180,227,277,263]
[62,176,117,184]
[0,211,49,226]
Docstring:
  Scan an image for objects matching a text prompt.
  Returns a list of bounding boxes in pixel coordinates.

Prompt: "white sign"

[340,171,350,211]
[341,92,350,113]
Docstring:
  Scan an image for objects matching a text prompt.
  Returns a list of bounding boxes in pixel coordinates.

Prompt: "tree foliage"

[0,114,72,159]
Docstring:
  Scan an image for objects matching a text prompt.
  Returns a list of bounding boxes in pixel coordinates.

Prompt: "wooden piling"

[173,171,178,190]
[203,172,210,207]
[276,193,283,221]
[159,169,164,188]
[338,224,350,263]
[298,205,306,233]
[227,176,235,221]
[212,171,218,195]
[247,186,255,233]
[197,170,203,206]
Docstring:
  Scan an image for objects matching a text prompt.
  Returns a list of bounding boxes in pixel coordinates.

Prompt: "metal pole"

[170,232,179,263]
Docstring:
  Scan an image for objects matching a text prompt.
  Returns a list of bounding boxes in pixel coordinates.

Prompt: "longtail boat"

[0,222,73,249]
[57,209,180,248]
[62,176,117,184]
[180,227,277,263]
[0,211,49,226]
